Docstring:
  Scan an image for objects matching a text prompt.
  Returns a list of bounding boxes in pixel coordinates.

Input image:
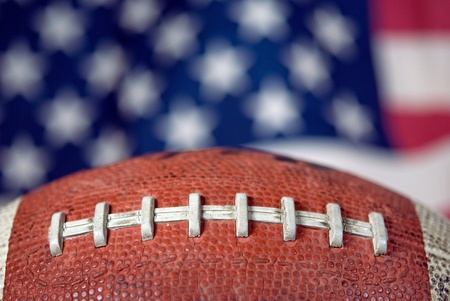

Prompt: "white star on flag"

[85,127,131,167]
[120,0,161,33]
[154,99,217,149]
[80,42,127,96]
[38,89,95,147]
[327,92,374,142]
[119,68,163,119]
[243,77,302,137]
[1,135,50,190]
[153,13,201,64]
[308,5,357,60]
[0,41,46,100]
[191,40,252,101]
[33,2,86,54]
[283,40,331,94]
[229,0,290,42]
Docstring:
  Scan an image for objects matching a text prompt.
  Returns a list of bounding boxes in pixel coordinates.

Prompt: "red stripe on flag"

[372,0,450,32]
[383,108,450,150]
[444,207,450,220]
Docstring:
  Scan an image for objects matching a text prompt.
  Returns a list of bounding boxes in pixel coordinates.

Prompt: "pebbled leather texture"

[2,148,431,300]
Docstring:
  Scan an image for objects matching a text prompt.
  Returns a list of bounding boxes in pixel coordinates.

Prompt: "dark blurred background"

[0,0,449,217]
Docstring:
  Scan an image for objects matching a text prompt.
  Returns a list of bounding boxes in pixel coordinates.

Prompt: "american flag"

[0,0,449,217]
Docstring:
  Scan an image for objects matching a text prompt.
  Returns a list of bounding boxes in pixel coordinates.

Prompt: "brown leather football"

[0,148,449,300]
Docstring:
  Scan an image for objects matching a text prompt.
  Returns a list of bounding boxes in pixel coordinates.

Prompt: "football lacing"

[48,193,388,257]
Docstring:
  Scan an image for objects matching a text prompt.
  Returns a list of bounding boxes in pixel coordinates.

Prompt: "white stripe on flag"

[374,35,450,110]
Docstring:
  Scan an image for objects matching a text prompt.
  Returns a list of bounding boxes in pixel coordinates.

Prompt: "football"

[0,148,449,300]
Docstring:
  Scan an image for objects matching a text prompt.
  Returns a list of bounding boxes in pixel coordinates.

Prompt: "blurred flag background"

[0,0,449,218]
